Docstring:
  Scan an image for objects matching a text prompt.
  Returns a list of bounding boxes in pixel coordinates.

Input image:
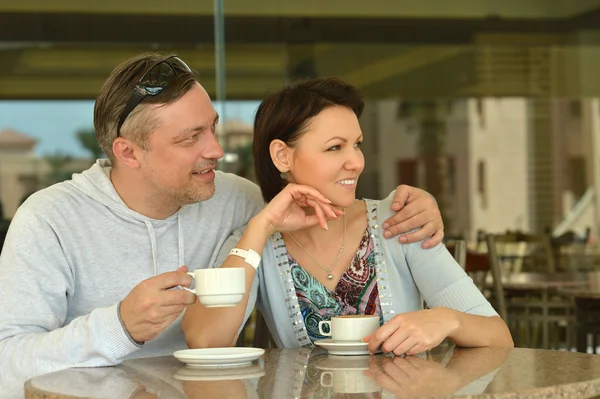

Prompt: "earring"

[280,171,287,179]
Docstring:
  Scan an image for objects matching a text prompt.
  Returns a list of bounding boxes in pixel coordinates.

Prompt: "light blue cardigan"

[218,198,498,348]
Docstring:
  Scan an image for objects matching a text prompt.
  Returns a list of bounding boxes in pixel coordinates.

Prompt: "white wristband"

[229,248,261,269]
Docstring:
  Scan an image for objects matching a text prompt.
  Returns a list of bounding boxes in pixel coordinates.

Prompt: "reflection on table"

[25,345,600,399]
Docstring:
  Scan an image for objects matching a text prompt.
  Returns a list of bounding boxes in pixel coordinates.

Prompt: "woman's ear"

[269,139,292,173]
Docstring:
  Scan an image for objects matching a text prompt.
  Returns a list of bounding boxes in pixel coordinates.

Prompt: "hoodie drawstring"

[177,213,185,269]
[144,214,185,277]
[144,221,158,276]
[72,161,187,276]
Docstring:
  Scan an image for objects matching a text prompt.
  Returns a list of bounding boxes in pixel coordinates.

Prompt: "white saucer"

[173,364,265,381]
[173,347,265,368]
[314,339,371,356]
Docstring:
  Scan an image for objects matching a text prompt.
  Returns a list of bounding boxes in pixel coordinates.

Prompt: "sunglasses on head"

[117,55,192,137]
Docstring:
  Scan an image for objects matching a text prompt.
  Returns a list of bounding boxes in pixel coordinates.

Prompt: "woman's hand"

[364,354,462,397]
[256,183,344,235]
[364,307,459,355]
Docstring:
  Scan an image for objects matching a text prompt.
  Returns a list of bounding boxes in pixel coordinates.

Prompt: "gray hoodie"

[0,159,264,397]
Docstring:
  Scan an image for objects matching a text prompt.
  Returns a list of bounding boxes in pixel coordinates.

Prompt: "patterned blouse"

[289,227,383,342]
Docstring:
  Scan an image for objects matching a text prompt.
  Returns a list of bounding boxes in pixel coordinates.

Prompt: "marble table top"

[24,345,600,399]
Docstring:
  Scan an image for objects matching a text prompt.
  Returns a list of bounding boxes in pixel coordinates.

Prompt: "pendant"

[328,273,333,279]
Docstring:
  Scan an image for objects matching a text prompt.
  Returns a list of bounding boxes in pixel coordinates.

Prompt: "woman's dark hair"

[253,77,364,202]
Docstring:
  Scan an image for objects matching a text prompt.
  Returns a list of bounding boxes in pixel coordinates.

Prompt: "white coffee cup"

[182,268,245,307]
[318,315,380,342]
[320,370,380,394]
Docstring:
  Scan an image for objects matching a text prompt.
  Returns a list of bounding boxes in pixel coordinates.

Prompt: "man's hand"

[382,185,444,248]
[120,266,196,343]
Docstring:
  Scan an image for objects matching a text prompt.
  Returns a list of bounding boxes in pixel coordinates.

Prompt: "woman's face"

[286,106,365,208]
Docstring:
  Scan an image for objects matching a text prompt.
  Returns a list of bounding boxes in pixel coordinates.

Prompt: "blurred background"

[0,0,598,243]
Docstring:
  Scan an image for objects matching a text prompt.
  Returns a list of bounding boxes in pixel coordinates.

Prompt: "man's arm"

[383,185,444,248]
[0,207,140,394]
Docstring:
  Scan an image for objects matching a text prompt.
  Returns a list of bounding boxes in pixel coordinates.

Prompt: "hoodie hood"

[66,159,185,275]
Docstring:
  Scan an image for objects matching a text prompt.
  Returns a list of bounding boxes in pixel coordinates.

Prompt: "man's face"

[139,83,224,206]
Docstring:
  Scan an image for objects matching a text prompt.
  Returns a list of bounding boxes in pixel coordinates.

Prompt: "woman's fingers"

[380,328,410,354]
[392,336,419,356]
[306,198,329,230]
[288,185,340,219]
[276,184,347,231]
[288,184,331,206]
[405,343,430,356]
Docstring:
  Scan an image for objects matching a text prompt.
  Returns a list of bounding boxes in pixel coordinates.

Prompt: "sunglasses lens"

[117,56,192,136]
[141,62,175,88]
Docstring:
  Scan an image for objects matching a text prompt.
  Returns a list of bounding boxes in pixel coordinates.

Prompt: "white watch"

[229,248,261,269]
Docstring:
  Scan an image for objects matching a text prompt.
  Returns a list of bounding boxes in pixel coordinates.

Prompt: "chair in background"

[489,231,556,274]
[237,308,275,349]
[452,240,467,269]
[486,232,573,349]
[465,243,507,321]
[445,238,467,269]
[551,229,593,275]
[252,310,275,349]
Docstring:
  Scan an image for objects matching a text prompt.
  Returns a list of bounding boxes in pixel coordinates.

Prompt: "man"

[0,53,444,396]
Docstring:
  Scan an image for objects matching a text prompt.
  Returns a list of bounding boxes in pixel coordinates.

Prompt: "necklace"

[288,209,346,280]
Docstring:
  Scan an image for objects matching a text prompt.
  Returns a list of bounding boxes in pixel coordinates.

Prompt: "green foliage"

[236,142,255,181]
[76,129,104,160]
[44,151,74,185]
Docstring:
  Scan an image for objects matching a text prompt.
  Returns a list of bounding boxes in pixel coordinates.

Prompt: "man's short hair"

[94,53,198,162]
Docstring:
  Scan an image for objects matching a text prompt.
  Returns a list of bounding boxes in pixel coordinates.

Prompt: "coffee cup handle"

[318,321,332,337]
[320,372,333,387]
[181,272,195,294]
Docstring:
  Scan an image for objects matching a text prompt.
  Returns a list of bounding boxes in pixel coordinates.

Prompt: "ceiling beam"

[1,11,599,47]
[0,75,285,100]
[2,0,600,19]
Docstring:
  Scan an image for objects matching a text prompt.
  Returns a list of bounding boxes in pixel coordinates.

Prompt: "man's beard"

[144,160,218,208]
[166,179,216,206]
[145,176,216,211]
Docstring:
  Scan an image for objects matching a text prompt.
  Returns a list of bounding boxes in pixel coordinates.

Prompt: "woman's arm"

[366,232,513,355]
[182,184,341,348]
[445,308,513,348]
[182,217,272,349]
[365,307,512,355]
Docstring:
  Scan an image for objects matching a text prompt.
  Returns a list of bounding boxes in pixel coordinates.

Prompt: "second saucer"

[314,339,370,356]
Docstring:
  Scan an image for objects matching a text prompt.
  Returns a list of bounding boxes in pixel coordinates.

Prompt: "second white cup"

[183,268,245,307]
[318,315,380,341]
[320,370,380,394]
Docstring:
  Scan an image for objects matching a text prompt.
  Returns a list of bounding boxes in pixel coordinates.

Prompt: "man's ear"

[269,139,292,173]
[112,138,141,169]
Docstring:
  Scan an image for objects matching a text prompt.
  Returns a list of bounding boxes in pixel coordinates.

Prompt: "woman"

[183,78,513,355]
